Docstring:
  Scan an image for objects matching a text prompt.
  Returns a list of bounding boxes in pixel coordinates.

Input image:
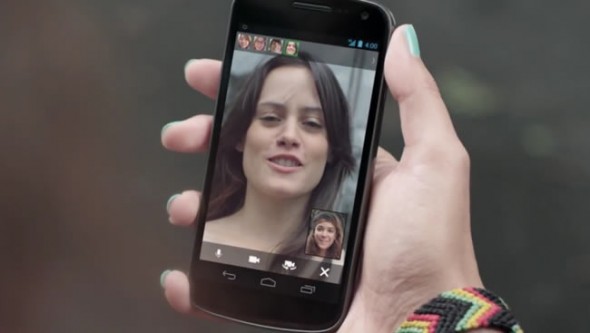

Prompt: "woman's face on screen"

[270,40,282,53]
[314,220,336,250]
[240,66,329,199]
[254,37,266,51]
[286,41,297,55]
[238,34,250,48]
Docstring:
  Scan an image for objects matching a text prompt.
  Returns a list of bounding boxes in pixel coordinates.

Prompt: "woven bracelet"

[396,287,523,333]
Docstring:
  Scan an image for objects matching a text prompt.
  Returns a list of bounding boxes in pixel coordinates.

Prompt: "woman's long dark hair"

[207,53,354,255]
[305,211,344,259]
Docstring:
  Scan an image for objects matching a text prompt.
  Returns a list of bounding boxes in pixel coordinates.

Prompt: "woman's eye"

[258,114,281,123]
[302,119,324,129]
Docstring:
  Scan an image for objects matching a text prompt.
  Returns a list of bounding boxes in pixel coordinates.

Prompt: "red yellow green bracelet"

[396,287,524,333]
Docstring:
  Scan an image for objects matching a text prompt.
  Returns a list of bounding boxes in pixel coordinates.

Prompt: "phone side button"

[260,277,277,288]
[222,270,237,281]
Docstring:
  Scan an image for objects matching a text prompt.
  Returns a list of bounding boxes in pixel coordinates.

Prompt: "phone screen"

[190,1,392,330]
[200,31,380,283]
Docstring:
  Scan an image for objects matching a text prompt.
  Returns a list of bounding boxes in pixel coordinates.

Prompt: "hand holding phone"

[162,15,483,333]
[178,1,393,331]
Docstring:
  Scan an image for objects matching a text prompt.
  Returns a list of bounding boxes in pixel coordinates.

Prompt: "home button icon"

[260,277,277,288]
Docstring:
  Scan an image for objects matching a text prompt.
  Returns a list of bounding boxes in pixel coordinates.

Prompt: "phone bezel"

[190,0,394,331]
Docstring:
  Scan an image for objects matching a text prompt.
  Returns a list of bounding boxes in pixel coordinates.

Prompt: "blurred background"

[1,0,588,332]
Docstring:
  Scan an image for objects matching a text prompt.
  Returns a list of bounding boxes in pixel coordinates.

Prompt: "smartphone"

[189,0,394,331]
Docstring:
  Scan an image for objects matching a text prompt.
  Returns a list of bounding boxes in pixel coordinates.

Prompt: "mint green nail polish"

[184,59,198,72]
[166,194,180,213]
[404,25,421,57]
[160,269,172,288]
[161,121,179,136]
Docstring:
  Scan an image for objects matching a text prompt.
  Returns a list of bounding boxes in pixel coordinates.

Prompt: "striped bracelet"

[396,287,523,333]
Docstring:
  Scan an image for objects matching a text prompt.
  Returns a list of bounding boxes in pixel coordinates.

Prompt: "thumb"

[385,25,460,151]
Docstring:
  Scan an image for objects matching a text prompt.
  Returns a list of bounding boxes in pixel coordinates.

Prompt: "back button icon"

[222,270,236,281]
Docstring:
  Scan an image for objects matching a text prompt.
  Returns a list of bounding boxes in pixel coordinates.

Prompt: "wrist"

[339,282,441,333]
[340,264,486,333]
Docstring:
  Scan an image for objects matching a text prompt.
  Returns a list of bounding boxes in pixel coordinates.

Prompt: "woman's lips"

[267,155,302,173]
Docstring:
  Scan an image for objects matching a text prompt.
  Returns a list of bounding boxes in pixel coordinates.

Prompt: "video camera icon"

[248,255,261,264]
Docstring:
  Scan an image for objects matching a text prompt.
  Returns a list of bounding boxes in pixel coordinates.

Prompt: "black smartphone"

[190,0,393,331]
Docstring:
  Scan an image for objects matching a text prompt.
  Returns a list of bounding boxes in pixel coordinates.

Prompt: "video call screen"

[199,31,379,285]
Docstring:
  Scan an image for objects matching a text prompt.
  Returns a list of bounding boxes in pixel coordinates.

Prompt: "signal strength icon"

[347,39,357,47]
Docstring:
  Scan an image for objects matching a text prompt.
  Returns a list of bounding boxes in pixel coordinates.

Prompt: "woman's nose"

[277,118,300,148]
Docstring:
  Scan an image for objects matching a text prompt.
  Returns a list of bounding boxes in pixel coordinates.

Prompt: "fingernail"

[160,269,172,288]
[161,121,179,136]
[184,59,198,72]
[166,194,181,213]
[404,25,421,57]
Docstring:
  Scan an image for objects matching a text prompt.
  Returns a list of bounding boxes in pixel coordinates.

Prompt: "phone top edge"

[359,0,397,28]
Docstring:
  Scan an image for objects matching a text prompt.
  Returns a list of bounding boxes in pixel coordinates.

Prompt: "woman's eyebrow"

[301,106,323,115]
[257,102,285,110]
[257,102,323,115]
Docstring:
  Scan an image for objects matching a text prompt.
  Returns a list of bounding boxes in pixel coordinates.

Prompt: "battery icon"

[357,40,364,48]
